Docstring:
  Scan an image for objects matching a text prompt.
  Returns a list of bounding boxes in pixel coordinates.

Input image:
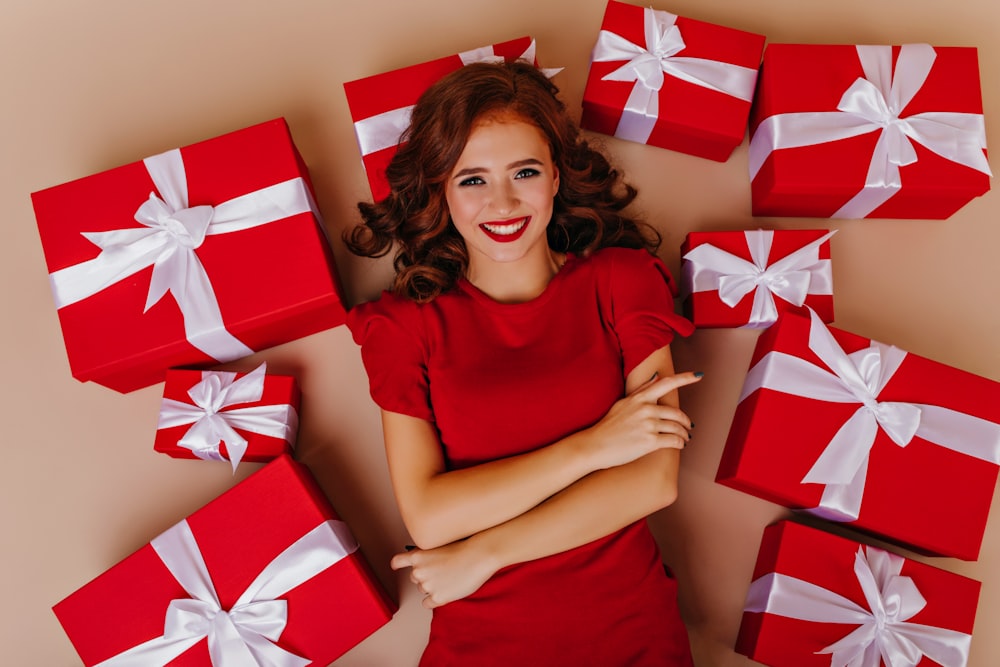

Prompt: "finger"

[634,371,703,403]
[650,405,694,430]
[390,552,414,571]
[422,594,440,610]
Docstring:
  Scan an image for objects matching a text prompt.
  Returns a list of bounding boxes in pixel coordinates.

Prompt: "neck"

[466,249,566,303]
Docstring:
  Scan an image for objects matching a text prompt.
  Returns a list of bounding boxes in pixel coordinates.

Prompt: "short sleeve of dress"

[601,247,696,377]
[346,293,435,422]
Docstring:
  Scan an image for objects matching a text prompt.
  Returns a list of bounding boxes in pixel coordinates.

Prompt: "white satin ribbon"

[749,44,991,218]
[353,39,558,157]
[48,149,319,362]
[682,230,836,328]
[739,309,1000,520]
[591,6,758,143]
[95,518,359,667]
[157,362,298,472]
[745,545,972,666]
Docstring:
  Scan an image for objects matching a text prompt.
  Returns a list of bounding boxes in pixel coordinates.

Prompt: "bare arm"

[393,346,701,608]
[382,345,696,549]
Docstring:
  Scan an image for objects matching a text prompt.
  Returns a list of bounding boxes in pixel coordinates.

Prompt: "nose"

[492,181,517,216]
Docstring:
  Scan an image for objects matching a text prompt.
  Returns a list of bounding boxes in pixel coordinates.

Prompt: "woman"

[346,60,700,666]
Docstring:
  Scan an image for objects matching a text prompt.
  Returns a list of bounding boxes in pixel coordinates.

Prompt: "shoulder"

[584,246,678,293]
[346,290,425,347]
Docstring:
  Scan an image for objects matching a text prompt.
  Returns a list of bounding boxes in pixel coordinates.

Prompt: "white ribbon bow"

[749,44,992,218]
[738,309,1000,520]
[48,148,319,362]
[353,39,558,158]
[745,545,972,666]
[96,518,359,667]
[157,362,298,472]
[591,6,758,143]
[682,230,835,328]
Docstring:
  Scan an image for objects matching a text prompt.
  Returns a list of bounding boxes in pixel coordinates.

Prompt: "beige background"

[2,0,998,664]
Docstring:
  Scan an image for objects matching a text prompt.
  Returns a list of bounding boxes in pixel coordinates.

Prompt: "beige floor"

[3,0,998,664]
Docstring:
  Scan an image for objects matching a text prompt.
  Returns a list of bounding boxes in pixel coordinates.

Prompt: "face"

[444,114,560,273]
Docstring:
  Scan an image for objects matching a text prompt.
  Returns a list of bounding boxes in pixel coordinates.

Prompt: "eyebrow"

[452,158,545,179]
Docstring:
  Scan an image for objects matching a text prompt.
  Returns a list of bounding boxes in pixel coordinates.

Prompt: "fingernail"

[650,372,659,381]
[689,422,695,429]
[694,372,704,378]
[404,544,416,551]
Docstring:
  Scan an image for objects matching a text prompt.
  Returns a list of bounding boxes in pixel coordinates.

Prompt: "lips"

[479,217,529,243]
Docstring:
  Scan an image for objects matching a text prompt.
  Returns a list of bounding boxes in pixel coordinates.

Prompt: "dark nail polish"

[689,423,695,429]
[694,372,704,378]
[404,544,417,551]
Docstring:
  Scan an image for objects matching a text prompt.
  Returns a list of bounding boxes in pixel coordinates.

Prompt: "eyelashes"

[458,169,541,187]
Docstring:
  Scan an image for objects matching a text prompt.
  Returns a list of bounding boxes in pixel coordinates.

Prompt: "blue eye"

[459,176,485,187]
[515,168,540,179]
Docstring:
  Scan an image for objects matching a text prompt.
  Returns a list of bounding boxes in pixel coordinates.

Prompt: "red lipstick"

[479,217,530,243]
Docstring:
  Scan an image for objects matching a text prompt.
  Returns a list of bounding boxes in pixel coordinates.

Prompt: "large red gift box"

[749,43,992,219]
[32,118,347,394]
[154,362,300,470]
[53,454,396,666]
[680,228,835,328]
[716,309,1000,560]
[737,520,980,666]
[344,36,543,201]
[581,0,764,161]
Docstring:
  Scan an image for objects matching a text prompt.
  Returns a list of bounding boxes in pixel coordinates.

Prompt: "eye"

[514,168,540,180]
[458,176,485,187]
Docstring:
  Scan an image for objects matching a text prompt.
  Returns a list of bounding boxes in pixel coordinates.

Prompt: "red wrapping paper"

[736,520,981,666]
[581,0,765,161]
[680,229,834,328]
[749,44,991,218]
[32,118,346,393]
[53,454,396,666]
[154,366,300,464]
[716,311,1000,560]
[344,36,540,201]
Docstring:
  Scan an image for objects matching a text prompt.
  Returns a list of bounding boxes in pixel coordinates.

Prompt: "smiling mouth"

[480,217,529,242]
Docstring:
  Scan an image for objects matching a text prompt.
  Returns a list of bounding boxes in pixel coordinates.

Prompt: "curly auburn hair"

[344,60,660,303]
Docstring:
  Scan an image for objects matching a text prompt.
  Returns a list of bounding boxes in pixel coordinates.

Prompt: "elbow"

[399,508,457,550]
[647,450,680,510]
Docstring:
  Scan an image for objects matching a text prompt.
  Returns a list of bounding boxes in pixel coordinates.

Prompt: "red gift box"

[749,43,992,218]
[737,520,980,666]
[680,228,835,328]
[581,0,765,161]
[344,36,543,201]
[154,362,300,470]
[53,454,396,666]
[716,309,1000,560]
[32,118,347,394]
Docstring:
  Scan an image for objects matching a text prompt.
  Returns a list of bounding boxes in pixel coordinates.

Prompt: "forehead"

[457,114,552,162]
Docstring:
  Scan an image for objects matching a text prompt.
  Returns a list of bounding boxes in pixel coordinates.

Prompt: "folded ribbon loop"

[744,545,972,666]
[157,362,299,472]
[738,309,1000,520]
[683,230,835,328]
[749,44,992,219]
[48,148,319,363]
[96,518,359,667]
[592,7,758,143]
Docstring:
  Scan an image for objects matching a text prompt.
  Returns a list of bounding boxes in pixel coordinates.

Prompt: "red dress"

[348,247,696,666]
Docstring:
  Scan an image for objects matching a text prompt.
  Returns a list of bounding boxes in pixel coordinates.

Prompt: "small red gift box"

[581,0,765,161]
[32,118,346,394]
[53,454,396,666]
[749,43,992,218]
[716,309,1000,560]
[154,362,300,471]
[344,36,544,201]
[737,520,980,666]
[680,229,835,328]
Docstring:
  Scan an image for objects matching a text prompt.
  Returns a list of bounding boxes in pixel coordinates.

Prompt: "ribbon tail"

[93,634,204,667]
[890,622,973,667]
[745,286,779,329]
[49,232,168,309]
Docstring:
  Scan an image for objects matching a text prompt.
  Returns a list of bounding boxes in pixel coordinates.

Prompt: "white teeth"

[483,220,527,235]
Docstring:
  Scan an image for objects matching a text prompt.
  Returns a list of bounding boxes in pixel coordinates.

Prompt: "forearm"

[469,447,680,573]
[386,412,605,549]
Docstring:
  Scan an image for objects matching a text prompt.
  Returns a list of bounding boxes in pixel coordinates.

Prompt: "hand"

[583,371,701,470]
[390,538,499,609]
